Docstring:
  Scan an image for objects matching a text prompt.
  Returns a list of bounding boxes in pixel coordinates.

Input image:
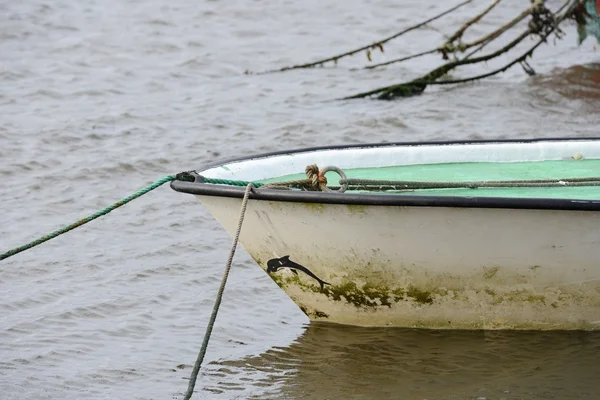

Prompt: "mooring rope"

[202,177,263,187]
[183,183,254,400]
[1,175,254,398]
[203,167,600,193]
[0,167,323,262]
[337,176,600,191]
[5,165,599,262]
[0,173,195,261]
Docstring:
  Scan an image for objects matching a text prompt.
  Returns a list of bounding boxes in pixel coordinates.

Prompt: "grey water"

[1,0,600,399]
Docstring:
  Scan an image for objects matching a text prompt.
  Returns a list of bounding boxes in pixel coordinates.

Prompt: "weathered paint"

[257,260,600,329]
[345,204,369,215]
[197,196,600,330]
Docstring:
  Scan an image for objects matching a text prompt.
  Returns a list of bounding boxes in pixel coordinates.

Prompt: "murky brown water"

[1,0,600,399]
[211,323,600,399]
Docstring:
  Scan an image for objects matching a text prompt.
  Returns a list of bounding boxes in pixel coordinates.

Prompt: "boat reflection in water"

[203,322,600,399]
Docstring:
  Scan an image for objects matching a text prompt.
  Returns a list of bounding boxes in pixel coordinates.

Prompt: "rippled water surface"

[1,0,600,399]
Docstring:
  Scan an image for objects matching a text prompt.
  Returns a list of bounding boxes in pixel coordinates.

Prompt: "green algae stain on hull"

[301,203,326,213]
[266,273,434,310]
[345,204,369,215]
[258,262,600,330]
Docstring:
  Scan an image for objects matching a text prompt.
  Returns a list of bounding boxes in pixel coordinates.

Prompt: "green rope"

[0,175,188,261]
[19,166,587,263]
[203,173,600,192]
[0,170,283,262]
[202,177,263,187]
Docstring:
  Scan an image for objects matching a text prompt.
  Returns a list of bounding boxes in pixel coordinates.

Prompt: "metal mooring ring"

[320,166,348,193]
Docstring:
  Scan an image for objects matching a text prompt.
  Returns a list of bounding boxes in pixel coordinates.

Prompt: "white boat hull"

[198,195,600,330]
[171,138,600,330]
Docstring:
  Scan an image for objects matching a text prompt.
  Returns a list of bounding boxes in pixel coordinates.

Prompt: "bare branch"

[445,0,503,46]
[341,0,584,100]
[248,0,474,75]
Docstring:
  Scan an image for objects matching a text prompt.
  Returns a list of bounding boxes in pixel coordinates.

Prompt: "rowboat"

[171,137,600,330]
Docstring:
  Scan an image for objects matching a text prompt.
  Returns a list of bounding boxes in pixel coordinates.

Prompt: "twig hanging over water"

[429,37,551,86]
[248,0,474,75]
[363,49,439,69]
[442,0,503,56]
[358,1,534,70]
[459,6,535,61]
[457,6,532,54]
[341,0,579,100]
[342,28,534,100]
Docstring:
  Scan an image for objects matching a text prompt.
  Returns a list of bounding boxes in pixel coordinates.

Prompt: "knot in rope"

[175,171,197,182]
[252,165,348,192]
[305,164,328,191]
